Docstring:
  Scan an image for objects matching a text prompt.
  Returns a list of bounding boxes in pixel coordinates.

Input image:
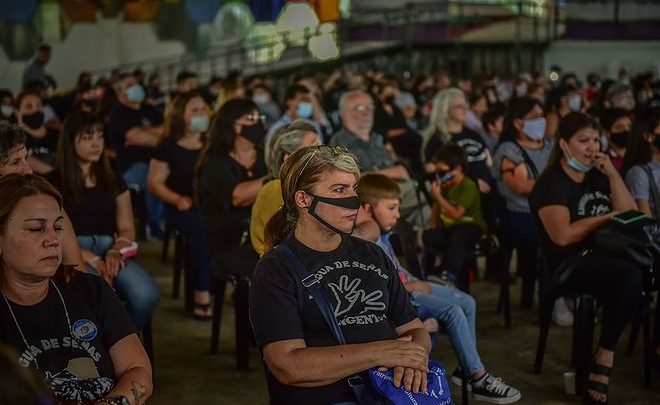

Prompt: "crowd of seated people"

[0,60,658,405]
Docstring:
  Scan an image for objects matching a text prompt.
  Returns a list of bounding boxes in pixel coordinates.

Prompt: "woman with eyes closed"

[0,122,85,272]
[0,173,152,405]
[49,112,160,332]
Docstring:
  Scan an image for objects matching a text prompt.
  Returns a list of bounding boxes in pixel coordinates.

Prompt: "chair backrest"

[391,219,426,280]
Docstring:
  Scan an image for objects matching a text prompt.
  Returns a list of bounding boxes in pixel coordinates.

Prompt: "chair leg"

[182,238,194,313]
[210,280,227,354]
[534,294,555,374]
[642,297,652,388]
[627,303,642,357]
[235,278,250,371]
[161,223,172,262]
[574,296,596,395]
[172,234,183,299]
[461,369,470,405]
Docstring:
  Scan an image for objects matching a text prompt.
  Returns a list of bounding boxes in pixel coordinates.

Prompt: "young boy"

[428,144,486,289]
[357,173,521,404]
[480,107,504,155]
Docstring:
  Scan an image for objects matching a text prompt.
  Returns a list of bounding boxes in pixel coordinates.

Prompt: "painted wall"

[0,15,185,95]
[544,40,660,79]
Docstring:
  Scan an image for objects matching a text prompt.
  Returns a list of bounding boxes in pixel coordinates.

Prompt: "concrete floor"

[137,241,660,405]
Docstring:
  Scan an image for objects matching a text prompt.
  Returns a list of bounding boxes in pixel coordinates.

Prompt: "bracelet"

[107,249,121,256]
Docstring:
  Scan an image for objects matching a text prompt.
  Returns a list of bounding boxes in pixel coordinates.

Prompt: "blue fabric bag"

[368,359,454,405]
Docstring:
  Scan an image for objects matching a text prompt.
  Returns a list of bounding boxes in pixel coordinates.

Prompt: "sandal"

[583,361,612,404]
[192,303,213,321]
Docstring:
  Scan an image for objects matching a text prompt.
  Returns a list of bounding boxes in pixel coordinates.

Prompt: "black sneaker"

[471,374,521,404]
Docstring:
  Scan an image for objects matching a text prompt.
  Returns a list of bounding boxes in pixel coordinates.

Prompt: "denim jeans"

[167,207,213,292]
[410,283,485,375]
[122,161,164,225]
[77,235,160,330]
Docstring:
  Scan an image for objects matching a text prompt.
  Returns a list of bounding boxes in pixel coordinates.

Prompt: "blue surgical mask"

[296,102,313,119]
[568,95,582,111]
[126,84,145,103]
[188,114,210,133]
[565,146,593,173]
[522,117,546,141]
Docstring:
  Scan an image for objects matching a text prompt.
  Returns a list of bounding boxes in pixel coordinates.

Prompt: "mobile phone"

[436,172,454,183]
[612,210,646,225]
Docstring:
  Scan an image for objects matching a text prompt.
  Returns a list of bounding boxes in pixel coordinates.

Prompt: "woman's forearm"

[106,366,152,405]
[232,178,263,207]
[149,181,183,207]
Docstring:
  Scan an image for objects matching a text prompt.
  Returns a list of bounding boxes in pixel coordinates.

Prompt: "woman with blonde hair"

[250,145,431,404]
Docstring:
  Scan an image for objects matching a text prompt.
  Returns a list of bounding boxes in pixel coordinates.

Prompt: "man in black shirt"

[108,73,165,238]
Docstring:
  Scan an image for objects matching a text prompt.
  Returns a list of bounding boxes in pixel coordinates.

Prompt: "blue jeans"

[410,283,485,375]
[167,207,213,292]
[77,235,160,330]
[122,162,164,225]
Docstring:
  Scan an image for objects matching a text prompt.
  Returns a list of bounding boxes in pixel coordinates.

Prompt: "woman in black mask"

[196,98,267,258]
[600,108,632,173]
[15,90,59,174]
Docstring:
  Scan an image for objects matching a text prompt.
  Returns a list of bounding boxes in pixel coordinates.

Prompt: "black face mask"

[22,111,44,130]
[654,134,660,149]
[610,131,629,147]
[384,95,395,105]
[307,194,361,236]
[241,121,265,145]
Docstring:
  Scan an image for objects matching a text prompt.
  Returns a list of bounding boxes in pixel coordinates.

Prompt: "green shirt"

[440,177,486,231]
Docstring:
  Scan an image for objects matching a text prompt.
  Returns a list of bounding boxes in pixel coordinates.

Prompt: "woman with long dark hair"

[529,112,640,404]
[622,114,660,218]
[196,98,267,262]
[492,97,553,310]
[51,112,159,331]
[148,90,214,319]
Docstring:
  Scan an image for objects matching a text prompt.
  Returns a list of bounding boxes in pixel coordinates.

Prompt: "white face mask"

[253,93,269,105]
[1,105,14,118]
[567,95,582,111]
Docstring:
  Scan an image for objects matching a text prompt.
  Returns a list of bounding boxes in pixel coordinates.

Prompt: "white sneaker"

[471,374,521,404]
[552,298,574,327]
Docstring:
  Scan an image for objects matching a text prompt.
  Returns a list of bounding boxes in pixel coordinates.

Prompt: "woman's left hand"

[105,250,125,278]
[592,152,618,178]
[430,181,442,201]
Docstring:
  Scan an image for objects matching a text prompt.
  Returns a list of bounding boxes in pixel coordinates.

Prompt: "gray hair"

[266,120,320,178]
[422,87,464,147]
[338,89,372,116]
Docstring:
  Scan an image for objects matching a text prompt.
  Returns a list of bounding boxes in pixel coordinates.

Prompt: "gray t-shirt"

[625,160,660,219]
[329,127,394,171]
[493,140,553,213]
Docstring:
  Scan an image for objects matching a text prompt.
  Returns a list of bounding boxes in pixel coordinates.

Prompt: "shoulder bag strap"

[512,141,540,178]
[274,244,380,404]
[641,164,660,220]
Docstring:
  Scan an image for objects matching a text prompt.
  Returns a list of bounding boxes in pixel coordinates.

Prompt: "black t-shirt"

[27,128,59,168]
[452,128,494,185]
[374,102,409,139]
[152,138,200,201]
[108,103,163,171]
[529,163,611,272]
[249,235,418,404]
[198,152,266,249]
[0,273,136,402]
[48,173,128,236]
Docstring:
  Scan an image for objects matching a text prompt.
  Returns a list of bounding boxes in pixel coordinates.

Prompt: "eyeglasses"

[352,104,374,113]
[294,145,350,188]
[450,103,469,110]
[242,113,266,124]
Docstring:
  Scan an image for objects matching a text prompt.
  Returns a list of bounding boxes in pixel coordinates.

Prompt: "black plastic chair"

[209,245,259,371]
[390,219,470,405]
[164,227,194,312]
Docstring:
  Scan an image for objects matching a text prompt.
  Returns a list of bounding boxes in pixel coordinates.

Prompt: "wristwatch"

[96,396,130,405]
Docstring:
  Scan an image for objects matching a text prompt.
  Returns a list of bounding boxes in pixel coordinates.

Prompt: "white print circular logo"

[72,319,98,342]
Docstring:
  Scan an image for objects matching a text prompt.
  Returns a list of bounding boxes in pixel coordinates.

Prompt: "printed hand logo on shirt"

[328,275,386,317]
